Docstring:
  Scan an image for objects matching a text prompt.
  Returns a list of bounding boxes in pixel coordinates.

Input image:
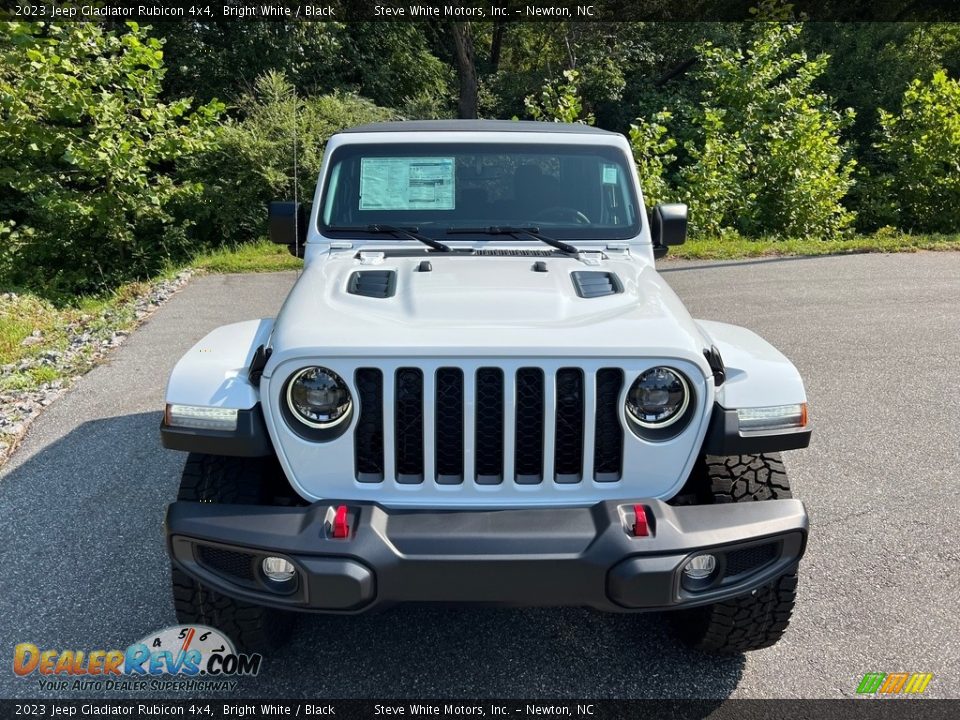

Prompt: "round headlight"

[286,367,352,428]
[626,367,690,428]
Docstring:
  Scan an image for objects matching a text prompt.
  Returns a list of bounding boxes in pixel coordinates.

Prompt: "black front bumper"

[166,499,808,614]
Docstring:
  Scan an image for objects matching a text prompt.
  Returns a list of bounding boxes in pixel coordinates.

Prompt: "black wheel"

[171,453,297,654]
[668,452,799,653]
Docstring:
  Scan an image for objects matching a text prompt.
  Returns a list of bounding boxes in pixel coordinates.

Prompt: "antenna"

[292,83,300,271]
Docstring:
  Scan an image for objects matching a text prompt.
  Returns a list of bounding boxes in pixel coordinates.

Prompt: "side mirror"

[268,201,307,257]
[651,203,688,249]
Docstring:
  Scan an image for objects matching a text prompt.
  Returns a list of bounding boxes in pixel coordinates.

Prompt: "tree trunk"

[450,22,478,119]
[490,18,506,72]
[654,57,698,87]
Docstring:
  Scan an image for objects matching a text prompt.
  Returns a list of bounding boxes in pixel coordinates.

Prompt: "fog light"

[261,556,296,583]
[683,554,717,580]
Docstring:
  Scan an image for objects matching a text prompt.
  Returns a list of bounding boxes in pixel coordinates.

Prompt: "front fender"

[161,319,274,457]
[696,320,811,455]
[165,319,273,409]
[696,320,807,408]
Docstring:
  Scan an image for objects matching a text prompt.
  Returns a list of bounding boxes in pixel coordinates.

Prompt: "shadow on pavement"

[0,412,744,702]
[275,607,744,700]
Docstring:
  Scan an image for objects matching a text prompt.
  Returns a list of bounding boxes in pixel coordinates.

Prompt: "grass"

[191,239,302,273]
[0,284,146,390]
[0,241,293,383]
[670,231,960,260]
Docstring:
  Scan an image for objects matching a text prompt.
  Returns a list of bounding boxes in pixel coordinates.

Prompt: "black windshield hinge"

[248,345,272,386]
[704,345,726,387]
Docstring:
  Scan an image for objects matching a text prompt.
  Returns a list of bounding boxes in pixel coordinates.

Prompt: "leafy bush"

[523,70,595,125]
[679,24,856,237]
[628,111,677,208]
[187,72,396,248]
[335,24,453,110]
[869,70,960,233]
[0,22,222,298]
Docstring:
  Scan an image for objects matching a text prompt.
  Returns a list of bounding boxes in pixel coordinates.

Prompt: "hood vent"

[348,270,396,298]
[571,271,623,299]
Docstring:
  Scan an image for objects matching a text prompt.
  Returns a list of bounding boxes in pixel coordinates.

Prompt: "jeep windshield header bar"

[327,225,451,253]
[446,226,579,256]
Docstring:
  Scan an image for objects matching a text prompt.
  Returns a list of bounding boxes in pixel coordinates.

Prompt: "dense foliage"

[676,24,856,237]
[870,71,960,233]
[1,18,958,298]
[186,72,395,248]
[0,22,221,297]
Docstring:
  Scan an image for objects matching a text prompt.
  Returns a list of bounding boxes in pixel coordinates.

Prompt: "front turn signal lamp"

[737,403,807,433]
[165,404,238,431]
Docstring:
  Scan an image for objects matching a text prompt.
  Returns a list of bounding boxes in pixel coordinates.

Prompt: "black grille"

[352,365,629,486]
[725,543,777,577]
[475,368,504,484]
[435,368,464,484]
[354,369,384,482]
[594,368,624,481]
[395,368,424,483]
[554,368,584,483]
[197,546,255,582]
[348,270,396,298]
[515,368,545,484]
[571,271,623,298]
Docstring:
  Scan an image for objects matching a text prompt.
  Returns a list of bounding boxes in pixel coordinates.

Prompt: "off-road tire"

[669,452,799,654]
[171,453,296,654]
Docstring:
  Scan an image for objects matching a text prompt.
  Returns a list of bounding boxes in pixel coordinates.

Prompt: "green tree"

[523,69,594,124]
[156,22,453,112]
[0,22,222,297]
[628,111,677,208]
[680,23,856,237]
[871,71,960,233]
[337,23,453,111]
[154,22,343,104]
[804,23,960,155]
[186,72,396,247]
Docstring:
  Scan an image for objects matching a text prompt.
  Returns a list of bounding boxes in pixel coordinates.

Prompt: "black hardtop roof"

[339,119,620,136]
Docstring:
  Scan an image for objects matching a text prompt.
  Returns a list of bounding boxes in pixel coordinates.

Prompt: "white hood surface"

[267,250,711,366]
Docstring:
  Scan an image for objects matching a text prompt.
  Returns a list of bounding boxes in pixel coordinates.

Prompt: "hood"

[267,251,710,364]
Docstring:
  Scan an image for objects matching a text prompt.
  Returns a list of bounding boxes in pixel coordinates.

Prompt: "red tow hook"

[632,504,650,537]
[332,504,350,539]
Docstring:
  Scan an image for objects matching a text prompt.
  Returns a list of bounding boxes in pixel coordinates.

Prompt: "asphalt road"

[1,253,959,700]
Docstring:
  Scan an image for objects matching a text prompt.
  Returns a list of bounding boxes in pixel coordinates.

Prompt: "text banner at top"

[3,0,959,22]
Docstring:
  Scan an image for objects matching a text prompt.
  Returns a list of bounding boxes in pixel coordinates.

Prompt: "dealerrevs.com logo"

[13,625,262,692]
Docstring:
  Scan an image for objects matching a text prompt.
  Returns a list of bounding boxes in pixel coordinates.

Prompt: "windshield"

[319,142,641,240]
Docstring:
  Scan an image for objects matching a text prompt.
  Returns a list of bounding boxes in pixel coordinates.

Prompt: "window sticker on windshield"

[602,164,618,185]
[359,157,455,210]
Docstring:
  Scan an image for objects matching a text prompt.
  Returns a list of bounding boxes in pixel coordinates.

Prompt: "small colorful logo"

[856,672,933,695]
[13,625,261,687]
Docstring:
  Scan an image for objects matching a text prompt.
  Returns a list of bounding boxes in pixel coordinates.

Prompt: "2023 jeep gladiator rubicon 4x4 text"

[161,120,810,654]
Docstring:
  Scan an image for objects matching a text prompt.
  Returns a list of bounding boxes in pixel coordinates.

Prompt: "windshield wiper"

[327,224,451,252]
[445,226,579,256]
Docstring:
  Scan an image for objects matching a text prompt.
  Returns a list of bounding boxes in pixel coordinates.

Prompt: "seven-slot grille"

[354,367,624,485]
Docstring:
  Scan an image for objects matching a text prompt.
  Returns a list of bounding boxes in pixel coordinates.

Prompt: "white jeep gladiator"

[161,120,810,654]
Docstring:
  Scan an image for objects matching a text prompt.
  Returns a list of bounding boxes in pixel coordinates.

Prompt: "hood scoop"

[571,271,623,298]
[348,270,396,298]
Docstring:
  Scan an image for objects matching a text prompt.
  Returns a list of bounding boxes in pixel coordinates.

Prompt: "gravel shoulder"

[0,272,193,466]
